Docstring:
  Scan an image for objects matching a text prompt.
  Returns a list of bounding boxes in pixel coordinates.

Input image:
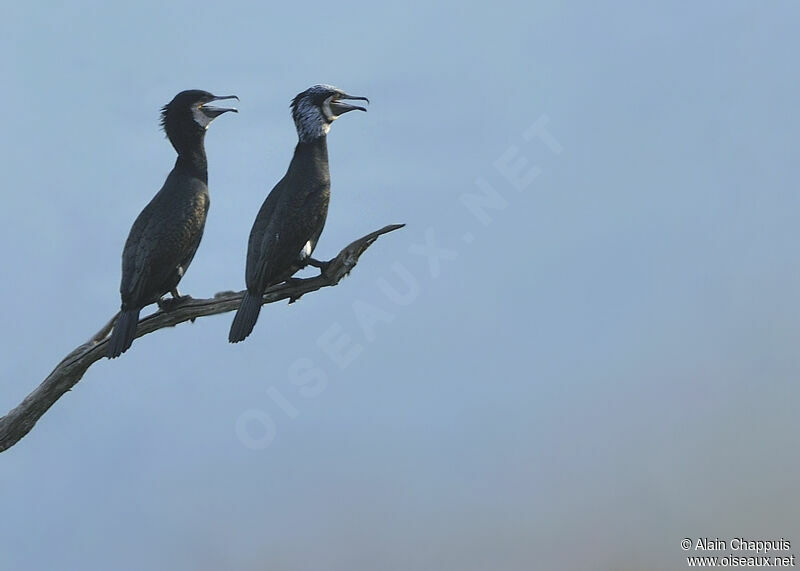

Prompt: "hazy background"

[2,2,799,569]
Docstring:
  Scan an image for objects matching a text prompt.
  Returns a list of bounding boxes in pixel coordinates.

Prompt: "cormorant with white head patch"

[107,90,238,358]
[228,84,367,343]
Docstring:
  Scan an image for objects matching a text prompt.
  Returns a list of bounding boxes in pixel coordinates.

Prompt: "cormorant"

[228,84,368,343]
[107,90,238,358]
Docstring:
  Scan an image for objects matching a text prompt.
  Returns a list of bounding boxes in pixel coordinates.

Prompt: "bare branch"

[0,224,405,453]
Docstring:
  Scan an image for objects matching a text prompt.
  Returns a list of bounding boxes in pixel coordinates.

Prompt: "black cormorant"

[107,90,238,358]
[228,84,367,343]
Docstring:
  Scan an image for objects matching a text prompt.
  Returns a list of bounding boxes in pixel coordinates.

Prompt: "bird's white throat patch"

[191,106,213,129]
[321,97,338,122]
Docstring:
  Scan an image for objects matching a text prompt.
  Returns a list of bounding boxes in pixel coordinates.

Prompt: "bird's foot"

[306,257,331,275]
[158,294,192,312]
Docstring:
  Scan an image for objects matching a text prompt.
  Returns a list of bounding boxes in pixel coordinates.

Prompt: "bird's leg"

[171,287,194,301]
[305,257,331,274]
[157,288,193,312]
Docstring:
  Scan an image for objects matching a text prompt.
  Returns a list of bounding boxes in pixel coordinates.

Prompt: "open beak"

[201,94,239,118]
[330,93,369,115]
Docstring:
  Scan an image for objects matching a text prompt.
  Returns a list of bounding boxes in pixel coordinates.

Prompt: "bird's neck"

[295,117,331,143]
[290,136,329,176]
[173,140,209,183]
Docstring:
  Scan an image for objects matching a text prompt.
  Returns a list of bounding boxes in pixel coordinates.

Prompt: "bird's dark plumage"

[107,90,237,358]
[229,84,367,343]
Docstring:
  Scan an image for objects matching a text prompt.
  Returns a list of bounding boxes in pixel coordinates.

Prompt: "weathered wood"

[0,224,404,453]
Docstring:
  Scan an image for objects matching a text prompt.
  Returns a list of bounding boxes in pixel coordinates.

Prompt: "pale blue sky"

[2,2,800,569]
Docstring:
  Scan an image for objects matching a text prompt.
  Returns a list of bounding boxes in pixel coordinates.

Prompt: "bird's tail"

[107,309,141,358]
[229,292,262,343]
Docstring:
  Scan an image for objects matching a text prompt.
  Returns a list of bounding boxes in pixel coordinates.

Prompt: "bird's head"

[160,90,238,148]
[291,84,368,142]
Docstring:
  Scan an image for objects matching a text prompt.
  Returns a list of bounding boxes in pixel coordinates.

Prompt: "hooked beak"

[201,94,239,118]
[330,93,369,115]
